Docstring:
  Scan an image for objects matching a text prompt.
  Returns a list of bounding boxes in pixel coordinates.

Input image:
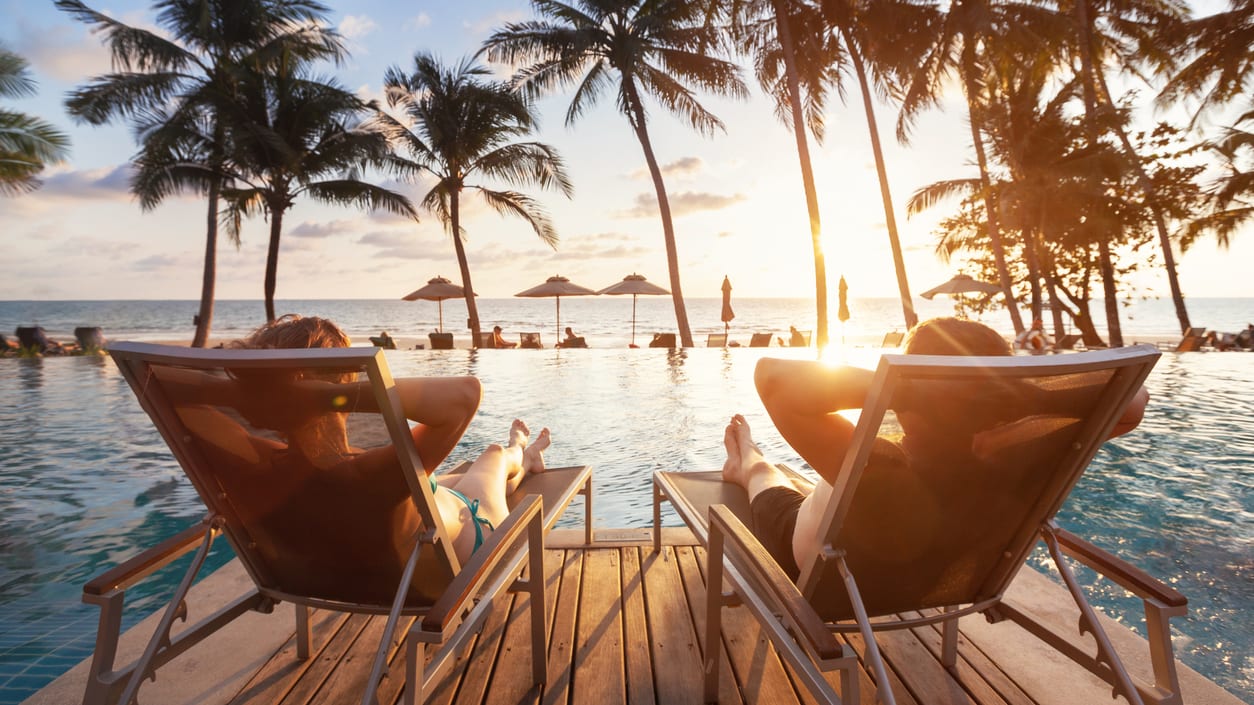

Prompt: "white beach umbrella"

[597,273,670,346]
[515,275,598,341]
[402,276,471,332]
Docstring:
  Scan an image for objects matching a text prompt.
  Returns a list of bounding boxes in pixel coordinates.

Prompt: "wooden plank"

[304,613,398,704]
[572,548,627,703]
[641,546,705,704]
[441,591,515,705]
[674,546,744,705]
[479,550,555,705]
[275,613,372,705]
[871,628,977,705]
[619,548,656,705]
[905,611,1034,705]
[228,609,350,705]
[840,633,923,705]
[541,548,585,705]
[689,545,803,705]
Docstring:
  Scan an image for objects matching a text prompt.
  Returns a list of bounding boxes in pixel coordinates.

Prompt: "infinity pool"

[0,348,1249,702]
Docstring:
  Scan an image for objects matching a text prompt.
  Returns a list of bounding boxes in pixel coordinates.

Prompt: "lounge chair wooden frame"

[93,343,592,705]
[654,346,1186,705]
[707,333,728,348]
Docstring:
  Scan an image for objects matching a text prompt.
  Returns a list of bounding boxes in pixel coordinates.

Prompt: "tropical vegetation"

[377,53,572,347]
[0,45,69,195]
[39,0,1254,347]
[484,0,748,348]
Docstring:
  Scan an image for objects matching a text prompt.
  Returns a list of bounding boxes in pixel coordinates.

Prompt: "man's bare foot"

[731,414,774,479]
[522,427,550,474]
[508,418,530,449]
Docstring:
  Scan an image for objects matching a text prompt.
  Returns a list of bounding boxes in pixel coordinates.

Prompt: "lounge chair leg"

[704,526,726,703]
[295,604,311,660]
[652,478,663,554]
[581,476,594,545]
[82,590,125,705]
[840,658,859,705]
[363,538,425,705]
[835,555,898,705]
[1042,528,1146,705]
[1145,600,1184,705]
[941,608,959,669]
[406,639,424,705]
[528,514,548,686]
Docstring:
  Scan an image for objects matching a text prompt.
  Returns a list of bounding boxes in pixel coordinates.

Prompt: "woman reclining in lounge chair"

[721,317,1150,580]
[160,314,551,567]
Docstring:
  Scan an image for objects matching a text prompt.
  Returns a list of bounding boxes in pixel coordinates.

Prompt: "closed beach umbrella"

[515,275,598,341]
[837,276,850,323]
[598,273,670,346]
[402,276,469,332]
[721,275,735,336]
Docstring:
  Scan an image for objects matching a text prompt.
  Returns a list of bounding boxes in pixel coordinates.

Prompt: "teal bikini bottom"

[431,479,495,554]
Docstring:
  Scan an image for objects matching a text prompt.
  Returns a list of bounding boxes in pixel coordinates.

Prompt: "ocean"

[0,297,1250,702]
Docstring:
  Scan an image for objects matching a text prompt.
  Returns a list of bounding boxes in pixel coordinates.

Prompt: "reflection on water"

[0,348,1250,702]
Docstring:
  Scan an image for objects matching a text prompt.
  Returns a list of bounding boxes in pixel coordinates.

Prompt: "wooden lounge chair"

[1172,327,1206,352]
[707,333,728,347]
[653,346,1185,705]
[749,332,773,348]
[476,332,497,349]
[93,343,593,705]
[880,331,904,347]
[649,332,676,348]
[427,332,454,350]
[1056,333,1082,350]
[75,326,107,352]
[519,332,543,349]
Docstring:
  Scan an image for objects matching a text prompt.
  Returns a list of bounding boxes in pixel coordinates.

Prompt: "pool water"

[0,347,1250,703]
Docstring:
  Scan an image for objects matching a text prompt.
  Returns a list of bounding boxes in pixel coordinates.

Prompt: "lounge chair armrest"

[1053,527,1186,608]
[709,504,843,660]
[421,494,544,636]
[84,520,215,597]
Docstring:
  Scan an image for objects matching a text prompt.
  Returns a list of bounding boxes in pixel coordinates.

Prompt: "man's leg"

[724,415,806,580]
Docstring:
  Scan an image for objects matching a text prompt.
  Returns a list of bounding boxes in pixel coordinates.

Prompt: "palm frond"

[301,179,417,220]
[906,177,982,215]
[474,187,559,248]
[54,0,194,72]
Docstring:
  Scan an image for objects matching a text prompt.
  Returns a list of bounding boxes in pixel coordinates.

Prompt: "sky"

[1,0,1251,302]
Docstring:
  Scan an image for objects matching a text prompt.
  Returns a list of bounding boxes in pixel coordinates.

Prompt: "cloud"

[12,22,114,83]
[339,14,378,40]
[131,254,183,271]
[465,10,527,36]
[630,157,704,180]
[358,230,449,261]
[404,13,432,30]
[39,164,135,201]
[615,191,747,218]
[289,220,356,239]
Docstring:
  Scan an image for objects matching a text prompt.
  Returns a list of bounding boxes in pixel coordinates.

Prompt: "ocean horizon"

[3,296,1251,350]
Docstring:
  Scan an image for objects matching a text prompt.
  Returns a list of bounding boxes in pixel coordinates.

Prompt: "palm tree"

[728,0,838,347]
[1159,0,1254,123]
[484,0,748,348]
[1182,107,1254,250]
[1064,0,1193,337]
[377,53,573,346]
[0,46,70,195]
[58,0,345,346]
[898,0,1067,334]
[219,55,416,322]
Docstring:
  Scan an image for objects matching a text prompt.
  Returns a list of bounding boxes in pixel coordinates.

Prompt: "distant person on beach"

[493,325,518,348]
[165,315,551,565]
[719,317,1150,580]
[1015,318,1051,353]
[559,326,586,348]
[788,326,806,347]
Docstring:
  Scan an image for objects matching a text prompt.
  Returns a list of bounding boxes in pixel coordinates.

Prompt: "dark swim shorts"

[749,485,805,581]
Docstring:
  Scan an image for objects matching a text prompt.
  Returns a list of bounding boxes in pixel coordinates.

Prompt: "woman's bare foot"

[508,418,530,449]
[522,427,550,474]
[721,418,744,483]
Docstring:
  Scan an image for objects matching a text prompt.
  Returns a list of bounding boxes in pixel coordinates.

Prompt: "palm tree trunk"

[1093,70,1192,334]
[773,0,829,348]
[264,206,283,323]
[844,30,917,330]
[961,49,1024,334]
[192,178,219,347]
[451,192,481,346]
[1097,238,1123,346]
[623,83,694,348]
[1023,226,1044,320]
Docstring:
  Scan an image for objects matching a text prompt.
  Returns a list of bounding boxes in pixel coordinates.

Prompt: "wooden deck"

[215,531,1235,705]
[26,530,1243,705]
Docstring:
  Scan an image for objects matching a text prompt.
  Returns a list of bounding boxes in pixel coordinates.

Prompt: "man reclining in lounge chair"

[721,317,1150,580]
[160,314,551,566]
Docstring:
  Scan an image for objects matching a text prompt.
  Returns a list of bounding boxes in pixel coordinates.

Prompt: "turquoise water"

[0,337,1250,701]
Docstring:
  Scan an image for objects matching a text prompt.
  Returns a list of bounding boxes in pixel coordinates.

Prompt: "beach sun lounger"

[748,332,773,347]
[707,333,728,347]
[880,331,904,347]
[427,332,454,350]
[653,346,1185,705]
[519,332,543,349]
[92,343,592,705]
